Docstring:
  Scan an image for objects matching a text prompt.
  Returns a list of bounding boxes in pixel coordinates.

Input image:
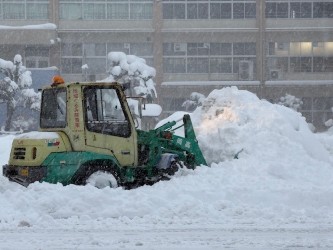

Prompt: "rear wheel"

[71,162,120,188]
[86,170,118,188]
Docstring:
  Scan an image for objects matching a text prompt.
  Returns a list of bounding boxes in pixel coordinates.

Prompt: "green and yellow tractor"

[3,81,206,188]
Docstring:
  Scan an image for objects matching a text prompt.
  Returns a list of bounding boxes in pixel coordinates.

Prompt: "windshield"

[84,87,130,137]
[40,88,67,129]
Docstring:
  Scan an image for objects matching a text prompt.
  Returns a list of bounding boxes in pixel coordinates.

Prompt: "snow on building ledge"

[266,80,333,85]
[0,23,57,30]
[161,81,260,86]
[162,80,333,87]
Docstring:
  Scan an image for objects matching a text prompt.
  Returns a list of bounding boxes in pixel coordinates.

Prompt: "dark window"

[40,88,67,129]
[266,3,277,18]
[163,3,185,19]
[312,57,333,72]
[61,58,82,74]
[198,3,208,19]
[300,57,312,72]
[163,58,186,73]
[313,57,325,72]
[245,3,256,18]
[175,3,185,19]
[210,3,231,19]
[233,3,244,19]
[188,58,209,73]
[187,43,209,56]
[163,3,173,19]
[313,2,333,18]
[187,3,197,19]
[210,43,232,55]
[268,42,275,55]
[221,3,232,19]
[187,3,208,19]
[290,57,301,72]
[277,3,288,18]
[234,43,256,55]
[290,2,311,18]
[209,58,232,73]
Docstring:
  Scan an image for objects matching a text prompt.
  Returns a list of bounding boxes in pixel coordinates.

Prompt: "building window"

[25,46,49,68]
[210,43,232,55]
[209,58,232,73]
[61,58,83,74]
[210,3,232,19]
[27,2,48,19]
[187,43,209,56]
[187,3,208,19]
[61,42,153,75]
[59,0,153,20]
[60,3,81,19]
[266,2,288,18]
[83,3,106,20]
[62,43,83,57]
[290,2,312,19]
[163,3,185,19]
[107,3,129,19]
[163,42,256,75]
[233,43,256,56]
[313,2,333,18]
[188,58,209,73]
[268,41,333,75]
[130,3,152,19]
[233,3,256,19]
[267,1,333,19]
[0,1,48,20]
[164,1,255,20]
[130,43,153,57]
[163,58,186,73]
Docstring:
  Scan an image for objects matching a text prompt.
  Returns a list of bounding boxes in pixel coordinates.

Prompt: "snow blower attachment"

[3,81,207,188]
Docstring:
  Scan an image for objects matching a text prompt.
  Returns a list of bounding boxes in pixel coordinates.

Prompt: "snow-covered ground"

[1,87,333,249]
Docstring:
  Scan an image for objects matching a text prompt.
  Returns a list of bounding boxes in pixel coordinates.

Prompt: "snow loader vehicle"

[3,81,206,188]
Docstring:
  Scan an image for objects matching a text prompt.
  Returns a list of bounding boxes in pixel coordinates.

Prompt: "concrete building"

[0,0,332,129]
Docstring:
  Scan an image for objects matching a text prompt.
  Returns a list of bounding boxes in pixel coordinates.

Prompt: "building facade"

[0,0,333,129]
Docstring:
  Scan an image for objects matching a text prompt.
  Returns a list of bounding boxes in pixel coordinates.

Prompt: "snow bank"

[192,86,330,164]
[0,87,333,231]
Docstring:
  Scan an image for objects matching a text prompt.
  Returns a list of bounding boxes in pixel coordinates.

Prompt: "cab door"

[83,86,137,166]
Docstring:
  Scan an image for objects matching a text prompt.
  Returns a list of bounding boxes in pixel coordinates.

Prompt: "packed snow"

[1,87,333,249]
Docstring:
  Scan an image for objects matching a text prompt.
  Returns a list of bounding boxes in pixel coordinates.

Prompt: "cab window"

[84,87,131,137]
[40,88,67,128]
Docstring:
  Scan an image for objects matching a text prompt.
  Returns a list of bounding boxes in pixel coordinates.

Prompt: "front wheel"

[86,170,118,189]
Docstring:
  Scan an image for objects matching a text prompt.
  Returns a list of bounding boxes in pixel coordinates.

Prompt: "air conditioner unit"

[239,60,253,80]
[173,43,186,52]
[269,69,281,80]
[124,43,130,49]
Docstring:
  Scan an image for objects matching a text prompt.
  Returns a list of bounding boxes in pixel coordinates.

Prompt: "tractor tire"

[86,170,118,189]
[71,162,120,188]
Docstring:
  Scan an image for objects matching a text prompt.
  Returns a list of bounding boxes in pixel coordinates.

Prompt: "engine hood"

[8,131,72,167]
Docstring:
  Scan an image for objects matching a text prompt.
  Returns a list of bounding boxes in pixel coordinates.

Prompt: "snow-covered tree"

[324,107,333,129]
[182,92,205,111]
[103,52,157,103]
[0,55,41,131]
[277,93,303,111]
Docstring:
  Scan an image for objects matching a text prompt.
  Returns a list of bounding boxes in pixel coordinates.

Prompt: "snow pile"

[0,87,333,232]
[192,86,329,163]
